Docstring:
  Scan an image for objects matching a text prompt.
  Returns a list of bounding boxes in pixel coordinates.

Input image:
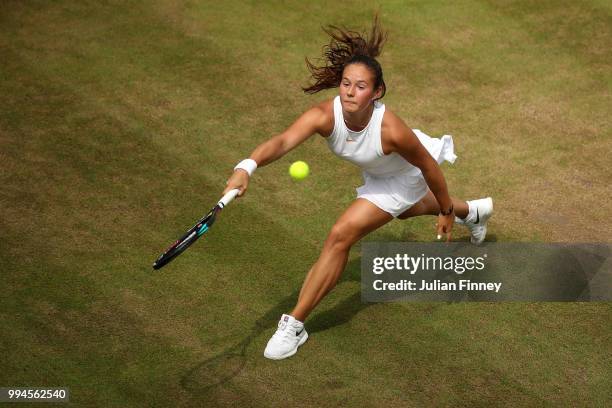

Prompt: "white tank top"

[326,96,419,177]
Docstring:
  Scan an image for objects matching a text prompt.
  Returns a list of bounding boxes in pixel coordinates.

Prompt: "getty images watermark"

[361,243,612,302]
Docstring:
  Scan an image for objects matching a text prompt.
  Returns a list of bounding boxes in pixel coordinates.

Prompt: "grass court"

[1,1,610,406]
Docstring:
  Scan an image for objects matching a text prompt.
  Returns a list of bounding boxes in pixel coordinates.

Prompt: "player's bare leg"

[264,199,392,359]
[397,190,468,218]
[398,190,493,245]
[291,199,393,321]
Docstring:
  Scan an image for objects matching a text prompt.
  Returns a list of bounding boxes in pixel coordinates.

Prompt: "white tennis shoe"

[264,314,308,360]
[456,197,493,245]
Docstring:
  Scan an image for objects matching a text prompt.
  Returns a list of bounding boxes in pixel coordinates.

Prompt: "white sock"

[456,200,476,224]
[284,314,303,327]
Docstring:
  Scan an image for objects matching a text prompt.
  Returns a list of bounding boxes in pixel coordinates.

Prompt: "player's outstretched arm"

[223,104,327,196]
[250,106,325,166]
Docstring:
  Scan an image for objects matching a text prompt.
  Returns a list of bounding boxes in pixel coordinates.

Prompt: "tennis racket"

[152,189,240,270]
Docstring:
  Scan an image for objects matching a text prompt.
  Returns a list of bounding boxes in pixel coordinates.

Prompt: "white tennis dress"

[326,96,457,217]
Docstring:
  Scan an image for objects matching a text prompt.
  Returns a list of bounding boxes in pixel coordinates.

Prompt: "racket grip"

[219,188,240,208]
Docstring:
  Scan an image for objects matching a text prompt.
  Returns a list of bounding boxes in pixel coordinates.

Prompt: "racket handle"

[219,188,240,208]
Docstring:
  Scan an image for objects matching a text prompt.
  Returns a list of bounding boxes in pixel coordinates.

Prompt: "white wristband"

[234,159,257,176]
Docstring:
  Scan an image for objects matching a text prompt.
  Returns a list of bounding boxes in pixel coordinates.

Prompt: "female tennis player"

[223,17,493,360]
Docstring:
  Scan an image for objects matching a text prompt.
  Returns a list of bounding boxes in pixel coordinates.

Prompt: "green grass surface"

[1,1,611,406]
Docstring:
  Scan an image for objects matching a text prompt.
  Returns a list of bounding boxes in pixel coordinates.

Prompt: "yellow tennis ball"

[289,161,309,180]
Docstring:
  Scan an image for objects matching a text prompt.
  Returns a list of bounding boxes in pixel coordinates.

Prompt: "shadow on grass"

[180,257,368,393]
[180,234,502,393]
[179,223,404,392]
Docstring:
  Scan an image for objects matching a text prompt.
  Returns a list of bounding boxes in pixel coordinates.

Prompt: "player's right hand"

[223,169,249,197]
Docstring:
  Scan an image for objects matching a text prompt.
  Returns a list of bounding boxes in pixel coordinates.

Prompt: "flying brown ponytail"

[303,14,387,98]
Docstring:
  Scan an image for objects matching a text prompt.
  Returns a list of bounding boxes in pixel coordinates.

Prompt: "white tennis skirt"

[356,130,457,218]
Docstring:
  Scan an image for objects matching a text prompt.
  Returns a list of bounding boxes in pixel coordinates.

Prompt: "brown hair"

[302,15,387,99]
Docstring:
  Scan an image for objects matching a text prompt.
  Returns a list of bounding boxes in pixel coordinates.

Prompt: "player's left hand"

[436,213,455,242]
